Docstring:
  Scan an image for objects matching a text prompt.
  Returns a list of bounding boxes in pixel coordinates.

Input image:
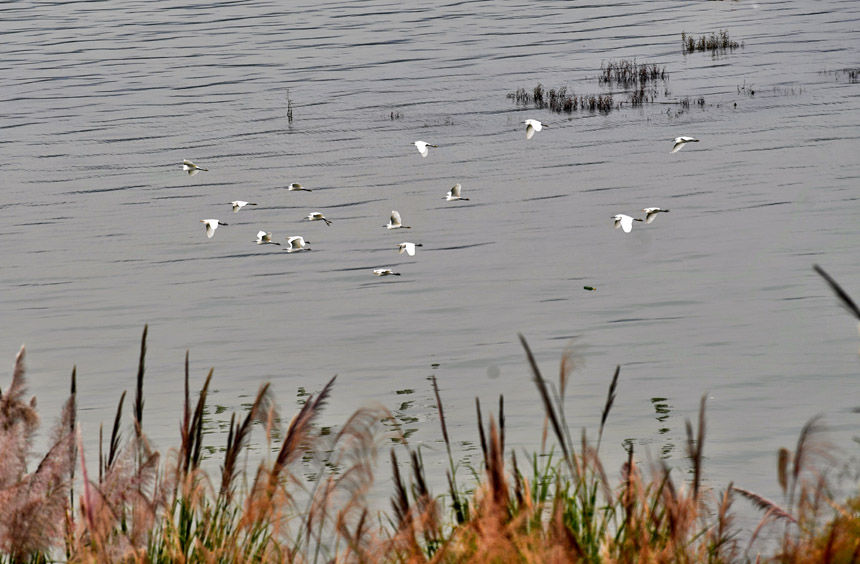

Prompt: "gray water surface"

[2,0,859,506]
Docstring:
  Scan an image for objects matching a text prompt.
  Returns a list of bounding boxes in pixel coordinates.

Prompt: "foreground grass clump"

[0,327,858,562]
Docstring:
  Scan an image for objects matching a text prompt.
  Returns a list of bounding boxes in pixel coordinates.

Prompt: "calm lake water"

[2,0,859,511]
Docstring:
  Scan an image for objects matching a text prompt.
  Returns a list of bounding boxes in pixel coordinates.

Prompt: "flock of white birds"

[187,124,698,277]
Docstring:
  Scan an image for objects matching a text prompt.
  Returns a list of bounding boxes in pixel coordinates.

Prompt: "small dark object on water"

[431,363,440,369]
[584,286,597,291]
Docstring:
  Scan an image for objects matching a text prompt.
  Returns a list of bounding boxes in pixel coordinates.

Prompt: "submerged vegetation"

[0,324,858,562]
[598,60,667,88]
[682,30,742,54]
[508,83,614,114]
[821,68,859,84]
[738,81,756,97]
[508,32,748,117]
[507,59,698,116]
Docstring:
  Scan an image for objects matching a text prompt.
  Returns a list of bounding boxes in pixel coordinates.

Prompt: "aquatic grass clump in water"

[682,30,742,54]
[600,60,668,110]
[508,60,673,115]
[599,59,667,87]
[507,83,614,115]
[738,80,755,97]
[820,67,859,84]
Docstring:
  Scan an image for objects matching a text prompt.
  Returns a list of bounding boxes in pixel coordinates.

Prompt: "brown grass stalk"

[266,375,335,496]
[134,324,147,438]
[596,365,620,455]
[106,390,126,473]
[219,383,273,503]
[475,397,487,467]
[685,394,707,502]
[519,334,576,478]
[732,486,796,524]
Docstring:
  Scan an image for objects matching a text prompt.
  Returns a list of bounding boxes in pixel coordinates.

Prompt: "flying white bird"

[200,219,227,238]
[385,210,410,229]
[284,235,310,252]
[254,231,280,245]
[444,183,470,201]
[612,214,643,233]
[642,207,670,223]
[397,242,422,256]
[414,140,438,158]
[183,159,208,175]
[231,200,257,213]
[671,136,699,153]
[373,268,400,277]
[288,183,312,191]
[524,119,546,140]
[305,212,332,226]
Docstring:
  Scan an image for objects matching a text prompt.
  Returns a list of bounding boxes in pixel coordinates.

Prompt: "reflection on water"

[390,387,419,442]
[651,397,674,459]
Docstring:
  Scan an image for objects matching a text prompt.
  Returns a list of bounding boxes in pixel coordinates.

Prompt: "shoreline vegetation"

[0,326,858,562]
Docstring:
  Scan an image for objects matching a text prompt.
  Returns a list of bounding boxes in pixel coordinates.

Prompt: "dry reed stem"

[596,365,620,455]
[519,334,576,478]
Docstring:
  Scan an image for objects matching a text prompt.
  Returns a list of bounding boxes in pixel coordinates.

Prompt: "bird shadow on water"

[359,279,415,289]
[151,194,208,201]
[307,198,386,209]
[327,264,404,273]
[426,242,495,252]
[523,193,569,202]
